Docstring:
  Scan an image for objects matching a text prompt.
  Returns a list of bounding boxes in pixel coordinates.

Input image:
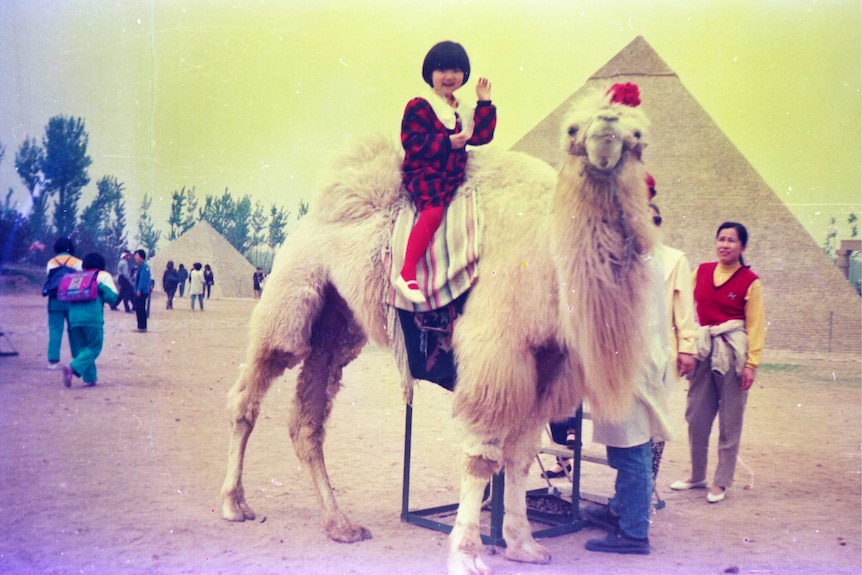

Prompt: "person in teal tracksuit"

[45,237,83,369]
[61,252,119,388]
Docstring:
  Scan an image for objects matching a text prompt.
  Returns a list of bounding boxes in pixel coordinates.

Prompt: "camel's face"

[584,115,625,172]
[561,96,649,172]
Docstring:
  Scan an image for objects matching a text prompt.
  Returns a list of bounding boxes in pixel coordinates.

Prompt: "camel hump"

[316,134,406,224]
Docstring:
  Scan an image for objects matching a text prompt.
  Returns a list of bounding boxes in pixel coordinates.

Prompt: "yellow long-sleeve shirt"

[657,245,698,377]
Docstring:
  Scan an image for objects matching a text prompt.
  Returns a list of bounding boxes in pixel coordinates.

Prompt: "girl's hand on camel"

[450,132,469,149]
[476,77,492,101]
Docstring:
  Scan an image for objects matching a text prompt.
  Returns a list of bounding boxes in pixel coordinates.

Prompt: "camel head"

[560,87,650,174]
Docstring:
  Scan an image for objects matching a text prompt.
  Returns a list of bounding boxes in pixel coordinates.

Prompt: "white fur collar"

[422,87,465,130]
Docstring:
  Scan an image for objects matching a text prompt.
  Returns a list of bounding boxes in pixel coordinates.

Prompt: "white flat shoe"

[394,276,426,305]
[670,479,707,490]
[706,489,726,503]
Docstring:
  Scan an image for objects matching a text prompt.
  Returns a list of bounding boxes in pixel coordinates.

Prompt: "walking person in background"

[671,222,765,504]
[162,261,180,310]
[203,264,214,299]
[133,249,151,332]
[110,250,134,313]
[253,267,265,299]
[189,262,206,311]
[176,263,189,298]
[61,252,118,388]
[44,237,83,369]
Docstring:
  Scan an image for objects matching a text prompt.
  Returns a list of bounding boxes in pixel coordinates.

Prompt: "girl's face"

[431,68,465,99]
[715,227,744,266]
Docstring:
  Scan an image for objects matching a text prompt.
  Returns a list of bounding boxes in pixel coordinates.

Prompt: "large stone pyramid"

[150,220,257,299]
[511,36,860,355]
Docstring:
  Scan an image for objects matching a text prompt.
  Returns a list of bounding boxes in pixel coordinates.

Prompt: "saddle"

[386,187,480,312]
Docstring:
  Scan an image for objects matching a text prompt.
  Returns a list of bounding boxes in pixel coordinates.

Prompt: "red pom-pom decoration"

[645,172,655,189]
[645,172,656,199]
[607,82,641,107]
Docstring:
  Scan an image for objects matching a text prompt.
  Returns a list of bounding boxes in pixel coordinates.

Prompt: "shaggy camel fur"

[221,89,656,575]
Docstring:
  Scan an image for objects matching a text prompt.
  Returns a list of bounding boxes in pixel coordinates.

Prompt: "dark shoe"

[585,529,650,555]
[584,505,620,531]
[565,431,577,449]
[540,462,572,479]
[61,365,73,388]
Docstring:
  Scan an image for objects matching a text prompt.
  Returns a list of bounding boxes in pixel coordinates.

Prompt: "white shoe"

[706,488,726,503]
[670,479,707,490]
[394,276,426,305]
[48,362,60,370]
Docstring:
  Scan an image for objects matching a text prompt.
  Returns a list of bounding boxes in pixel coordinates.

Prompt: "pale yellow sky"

[1,0,859,245]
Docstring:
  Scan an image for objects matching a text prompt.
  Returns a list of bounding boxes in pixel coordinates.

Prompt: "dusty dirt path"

[0,291,859,574]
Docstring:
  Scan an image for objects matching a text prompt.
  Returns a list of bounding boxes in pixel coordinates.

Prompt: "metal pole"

[401,403,413,520]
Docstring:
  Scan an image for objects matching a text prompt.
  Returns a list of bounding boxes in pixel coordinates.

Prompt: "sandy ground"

[0,289,859,575]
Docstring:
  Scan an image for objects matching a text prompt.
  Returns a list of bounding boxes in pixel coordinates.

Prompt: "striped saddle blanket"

[385,187,480,312]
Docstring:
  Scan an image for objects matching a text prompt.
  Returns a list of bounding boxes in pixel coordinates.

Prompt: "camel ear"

[562,123,584,155]
[624,129,647,159]
[628,141,647,161]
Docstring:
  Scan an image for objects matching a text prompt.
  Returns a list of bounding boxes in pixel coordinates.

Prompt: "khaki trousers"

[685,356,748,488]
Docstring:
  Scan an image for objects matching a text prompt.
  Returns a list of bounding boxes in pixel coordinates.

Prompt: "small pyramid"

[150,220,257,299]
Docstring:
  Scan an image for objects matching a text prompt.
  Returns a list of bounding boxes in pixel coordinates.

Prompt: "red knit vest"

[694,262,758,327]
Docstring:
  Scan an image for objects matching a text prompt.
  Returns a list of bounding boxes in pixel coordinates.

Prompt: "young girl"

[394,40,496,304]
[61,252,119,388]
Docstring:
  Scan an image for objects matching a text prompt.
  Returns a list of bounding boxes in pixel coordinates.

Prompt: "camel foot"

[324,514,372,543]
[504,539,551,565]
[221,493,256,522]
[447,550,492,575]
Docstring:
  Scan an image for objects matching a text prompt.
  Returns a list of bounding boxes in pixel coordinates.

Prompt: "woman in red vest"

[670,222,765,503]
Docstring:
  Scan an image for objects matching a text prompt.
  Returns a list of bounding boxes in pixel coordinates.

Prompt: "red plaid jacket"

[401,98,496,210]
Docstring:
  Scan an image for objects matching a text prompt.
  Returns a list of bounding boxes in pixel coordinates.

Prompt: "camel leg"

[447,435,502,575]
[221,345,298,522]
[288,286,370,543]
[502,425,551,565]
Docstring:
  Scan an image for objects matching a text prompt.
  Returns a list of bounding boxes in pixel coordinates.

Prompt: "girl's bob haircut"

[422,41,470,87]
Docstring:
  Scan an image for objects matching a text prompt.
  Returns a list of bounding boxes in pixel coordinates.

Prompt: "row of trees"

[166,185,308,270]
[0,115,304,273]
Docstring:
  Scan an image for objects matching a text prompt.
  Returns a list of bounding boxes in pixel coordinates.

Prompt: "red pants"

[399,206,444,282]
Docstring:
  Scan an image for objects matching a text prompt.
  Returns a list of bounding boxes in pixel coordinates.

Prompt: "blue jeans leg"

[606,442,653,539]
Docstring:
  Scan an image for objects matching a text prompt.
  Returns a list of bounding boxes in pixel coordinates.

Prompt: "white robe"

[592,252,674,447]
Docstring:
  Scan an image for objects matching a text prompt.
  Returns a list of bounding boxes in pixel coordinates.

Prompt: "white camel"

[220,88,656,575]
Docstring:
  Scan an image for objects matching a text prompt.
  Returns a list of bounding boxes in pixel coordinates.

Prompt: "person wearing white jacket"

[583,253,671,556]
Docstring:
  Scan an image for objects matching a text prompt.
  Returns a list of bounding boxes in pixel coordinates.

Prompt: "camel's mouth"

[584,120,625,172]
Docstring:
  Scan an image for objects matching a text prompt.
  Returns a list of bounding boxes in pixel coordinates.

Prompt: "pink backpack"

[57,270,100,302]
